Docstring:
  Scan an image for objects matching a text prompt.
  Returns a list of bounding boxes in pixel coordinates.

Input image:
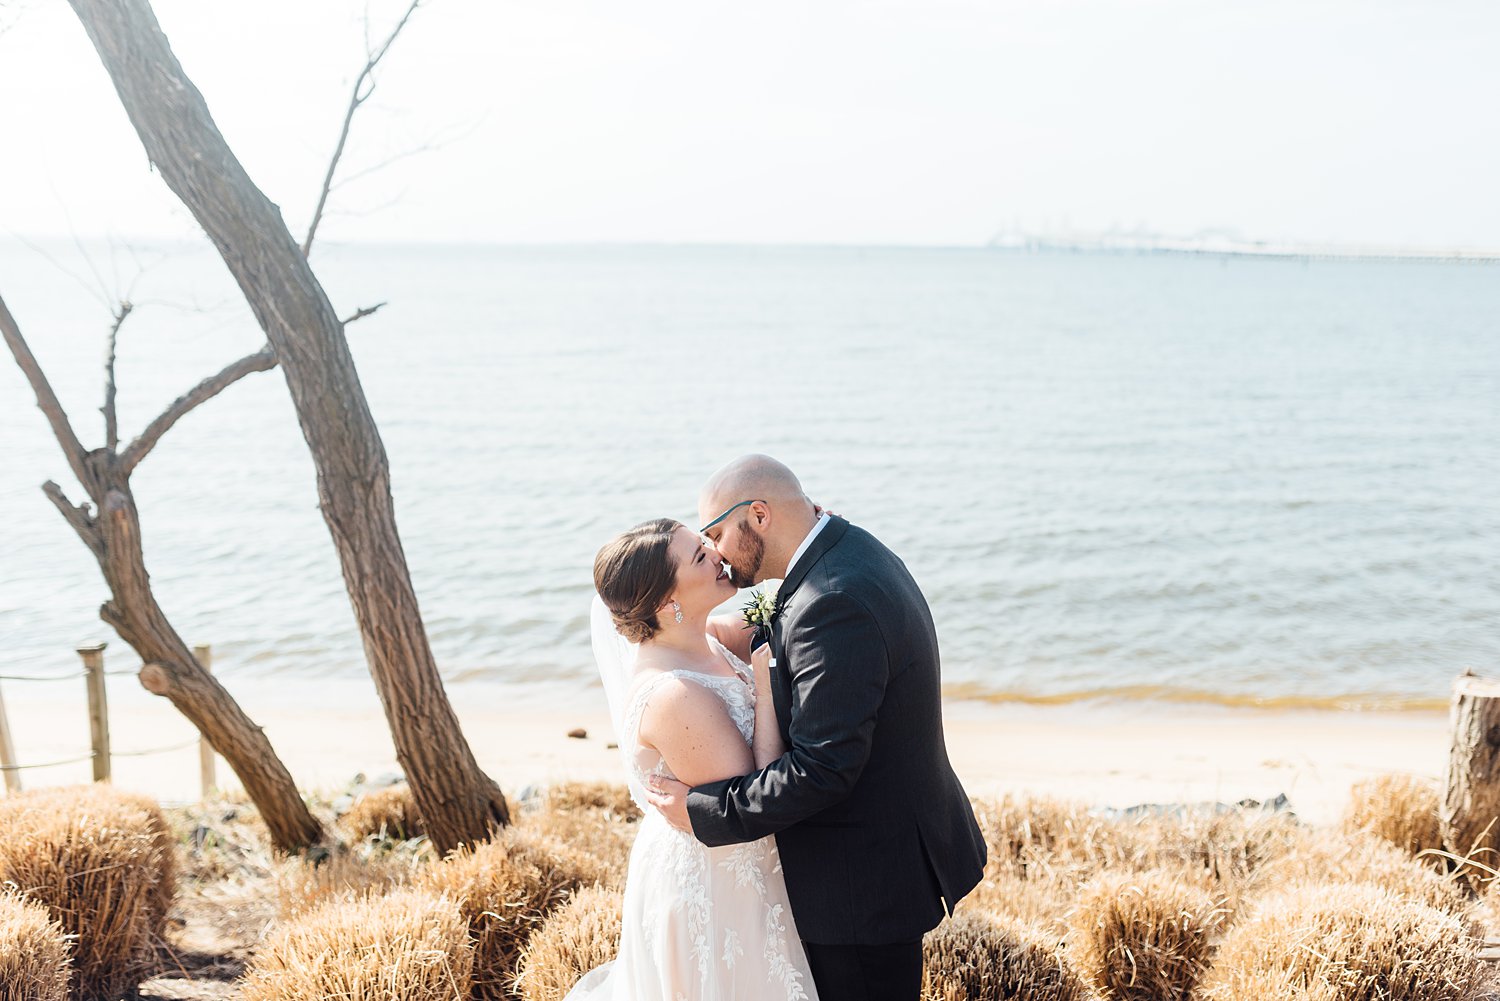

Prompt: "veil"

[590,594,648,810]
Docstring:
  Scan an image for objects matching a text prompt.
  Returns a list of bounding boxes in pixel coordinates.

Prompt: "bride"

[571,516,817,1000]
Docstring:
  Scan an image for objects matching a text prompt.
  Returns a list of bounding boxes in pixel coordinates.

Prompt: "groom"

[646,454,986,1001]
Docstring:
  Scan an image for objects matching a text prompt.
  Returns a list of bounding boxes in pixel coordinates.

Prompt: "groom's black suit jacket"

[687,516,986,945]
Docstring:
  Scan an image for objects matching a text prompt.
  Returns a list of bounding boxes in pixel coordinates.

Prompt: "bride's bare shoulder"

[633,672,754,784]
[632,671,733,739]
[634,671,723,720]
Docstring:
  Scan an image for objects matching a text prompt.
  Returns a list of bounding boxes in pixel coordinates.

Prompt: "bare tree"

[65,0,509,851]
[1,299,322,851]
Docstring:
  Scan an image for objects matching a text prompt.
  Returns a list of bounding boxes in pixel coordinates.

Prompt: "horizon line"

[7,231,1500,264]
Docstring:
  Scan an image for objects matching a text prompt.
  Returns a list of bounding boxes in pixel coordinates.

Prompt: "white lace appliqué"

[764,902,810,1001]
[721,841,770,894]
[598,638,815,1000]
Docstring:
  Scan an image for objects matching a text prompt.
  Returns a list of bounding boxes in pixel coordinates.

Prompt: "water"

[2,242,1497,711]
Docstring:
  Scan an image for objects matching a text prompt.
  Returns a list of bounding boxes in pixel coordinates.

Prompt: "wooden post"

[1442,671,1500,884]
[0,677,20,794]
[79,644,110,783]
[194,644,217,798]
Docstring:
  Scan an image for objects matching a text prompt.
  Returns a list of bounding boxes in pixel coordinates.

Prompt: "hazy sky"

[2,0,1496,249]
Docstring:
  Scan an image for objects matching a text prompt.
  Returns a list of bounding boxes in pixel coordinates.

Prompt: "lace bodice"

[569,631,815,1001]
[621,637,756,789]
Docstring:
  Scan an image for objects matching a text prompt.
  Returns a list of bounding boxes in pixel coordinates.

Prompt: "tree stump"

[1441,672,1500,884]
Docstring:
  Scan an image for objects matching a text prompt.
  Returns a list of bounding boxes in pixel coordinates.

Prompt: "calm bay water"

[1,243,1496,710]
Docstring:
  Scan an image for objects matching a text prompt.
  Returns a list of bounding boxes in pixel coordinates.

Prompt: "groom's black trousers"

[802,939,923,1001]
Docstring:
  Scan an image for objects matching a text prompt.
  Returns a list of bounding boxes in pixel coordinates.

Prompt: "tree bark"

[66,0,508,851]
[93,475,326,849]
[1441,672,1500,885]
[3,296,322,850]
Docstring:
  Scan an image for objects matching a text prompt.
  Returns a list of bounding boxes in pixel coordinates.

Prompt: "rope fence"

[0,670,88,682]
[0,642,218,797]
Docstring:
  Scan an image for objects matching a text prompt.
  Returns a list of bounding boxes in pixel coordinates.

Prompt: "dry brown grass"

[974,795,1133,878]
[966,795,1129,943]
[1264,828,1471,917]
[968,796,1300,939]
[1066,868,1229,1001]
[518,808,636,890]
[240,888,472,1001]
[1128,808,1304,904]
[340,784,425,842]
[0,890,71,1001]
[1343,773,1444,864]
[0,784,171,1000]
[540,781,642,823]
[274,838,434,918]
[1198,882,1485,1001]
[1201,967,1345,1001]
[966,865,1080,942]
[106,787,178,933]
[921,910,1095,1001]
[7,785,178,935]
[975,795,1297,871]
[420,826,610,1000]
[169,792,276,885]
[512,885,623,1001]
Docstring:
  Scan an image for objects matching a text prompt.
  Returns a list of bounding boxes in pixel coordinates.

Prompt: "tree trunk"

[66,0,508,851]
[1441,672,1500,884]
[91,468,325,850]
[2,299,322,851]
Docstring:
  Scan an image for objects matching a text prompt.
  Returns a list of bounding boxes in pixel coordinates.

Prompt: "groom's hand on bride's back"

[645,775,693,833]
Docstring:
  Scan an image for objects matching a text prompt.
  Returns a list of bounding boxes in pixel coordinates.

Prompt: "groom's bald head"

[702,454,805,510]
[698,454,818,585]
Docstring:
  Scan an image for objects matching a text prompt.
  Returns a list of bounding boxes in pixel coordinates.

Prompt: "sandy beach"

[0,673,1449,824]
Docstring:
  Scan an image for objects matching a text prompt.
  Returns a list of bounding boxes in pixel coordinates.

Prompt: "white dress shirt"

[785,512,832,580]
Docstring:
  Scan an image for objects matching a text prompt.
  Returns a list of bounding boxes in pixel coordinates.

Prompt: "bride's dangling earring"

[673,601,683,624]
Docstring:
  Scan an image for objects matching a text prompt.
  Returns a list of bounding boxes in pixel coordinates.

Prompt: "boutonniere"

[741,583,780,635]
[741,583,782,669]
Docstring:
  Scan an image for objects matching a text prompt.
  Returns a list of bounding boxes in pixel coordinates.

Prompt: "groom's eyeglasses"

[699,499,766,536]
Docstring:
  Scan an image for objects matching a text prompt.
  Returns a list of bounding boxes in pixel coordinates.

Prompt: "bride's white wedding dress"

[567,634,818,1001]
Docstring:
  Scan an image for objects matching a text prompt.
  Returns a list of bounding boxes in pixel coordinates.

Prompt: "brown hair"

[593,518,681,644]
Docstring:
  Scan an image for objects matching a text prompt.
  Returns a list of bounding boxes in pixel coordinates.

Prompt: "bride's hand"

[748,639,786,764]
[644,775,692,833]
[751,641,774,684]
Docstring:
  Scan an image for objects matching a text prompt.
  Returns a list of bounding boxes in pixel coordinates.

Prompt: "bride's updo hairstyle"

[594,518,682,644]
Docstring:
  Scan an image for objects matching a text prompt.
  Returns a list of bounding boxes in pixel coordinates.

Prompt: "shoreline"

[0,676,1448,826]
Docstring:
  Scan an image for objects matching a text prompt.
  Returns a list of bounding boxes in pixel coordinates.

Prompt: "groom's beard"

[728,521,765,587]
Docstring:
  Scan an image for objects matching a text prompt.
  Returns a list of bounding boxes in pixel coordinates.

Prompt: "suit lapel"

[769,621,793,744]
[767,517,850,743]
[776,515,849,609]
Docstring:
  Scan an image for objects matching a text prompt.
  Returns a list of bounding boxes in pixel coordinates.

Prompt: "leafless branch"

[328,139,442,191]
[42,480,104,561]
[102,300,133,450]
[12,230,111,310]
[0,292,94,492]
[302,0,422,257]
[120,344,277,474]
[321,188,410,221]
[342,302,387,325]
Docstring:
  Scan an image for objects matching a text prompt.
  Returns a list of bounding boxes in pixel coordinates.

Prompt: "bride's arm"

[750,642,786,769]
[638,678,755,787]
[707,614,754,664]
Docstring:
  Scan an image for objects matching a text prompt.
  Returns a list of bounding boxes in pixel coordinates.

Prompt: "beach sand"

[0,673,1448,824]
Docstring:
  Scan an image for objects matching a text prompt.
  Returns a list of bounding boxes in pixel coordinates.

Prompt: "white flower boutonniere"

[741,583,780,634]
[741,583,782,668]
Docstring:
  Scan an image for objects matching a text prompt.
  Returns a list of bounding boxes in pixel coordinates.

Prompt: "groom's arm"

[683,589,889,847]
